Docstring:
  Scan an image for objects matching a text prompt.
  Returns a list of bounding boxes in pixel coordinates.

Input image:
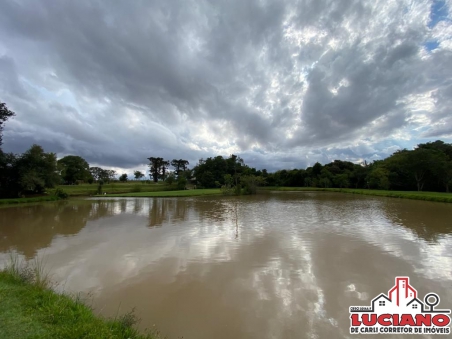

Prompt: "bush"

[177,177,187,190]
[165,174,175,185]
[53,188,68,199]
[221,186,235,195]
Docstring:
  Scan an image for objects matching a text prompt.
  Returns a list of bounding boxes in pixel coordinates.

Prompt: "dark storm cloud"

[0,0,451,171]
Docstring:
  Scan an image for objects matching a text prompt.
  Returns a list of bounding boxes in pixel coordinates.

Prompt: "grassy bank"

[0,183,178,206]
[105,188,222,198]
[0,260,160,339]
[0,195,61,206]
[48,182,175,197]
[261,187,452,203]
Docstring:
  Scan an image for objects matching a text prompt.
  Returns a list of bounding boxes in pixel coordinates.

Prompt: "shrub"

[177,177,187,190]
[53,188,68,199]
[165,174,175,185]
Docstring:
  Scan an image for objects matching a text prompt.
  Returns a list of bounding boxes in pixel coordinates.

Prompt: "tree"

[318,177,332,188]
[58,155,91,184]
[119,173,128,182]
[148,157,169,182]
[134,170,144,180]
[106,170,117,182]
[227,154,245,187]
[0,102,16,147]
[199,171,215,188]
[367,167,390,190]
[0,151,19,197]
[350,164,369,188]
[334,173,350,188]
[418,140,452,159]
[177,175,187,190]
[90,167,106,182]
[406,148,448,191]
[418,140,452,192]
[171,159,190,176]
[165,172,176,184]
[15,145,60,195]
[241,175,265,194]
[312,162,323,177]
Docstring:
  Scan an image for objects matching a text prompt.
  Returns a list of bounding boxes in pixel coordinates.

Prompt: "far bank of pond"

[261,187,452,203]
[105,188,222,197]
[0,183,452,206]
[1,186,451,206]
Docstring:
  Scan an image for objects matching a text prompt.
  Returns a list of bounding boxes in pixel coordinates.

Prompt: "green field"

[260,187,452,203]
[0,182,178,206]
[0,196,61,206]
[105,188,222,197]
[49,182,175,196]
[0,270,160,339]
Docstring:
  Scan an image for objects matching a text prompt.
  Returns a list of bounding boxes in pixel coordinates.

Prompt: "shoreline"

[103,188,222,197]
[0,269,160,339]
[1,186,451,206]
[260,187,452,203]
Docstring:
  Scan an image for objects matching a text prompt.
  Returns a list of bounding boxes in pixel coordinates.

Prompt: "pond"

[1,192,451,338]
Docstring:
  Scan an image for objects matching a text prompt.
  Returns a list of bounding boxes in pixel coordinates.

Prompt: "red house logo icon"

[349,276,451,335]
[389,277,417,307]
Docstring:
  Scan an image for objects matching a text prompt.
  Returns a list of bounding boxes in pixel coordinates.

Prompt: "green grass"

[260,187,452,203]
[0,258,161,339]
[48,182,177,197]
[0,183,177,205]
[105,188,222,197]
[0,196,61,206]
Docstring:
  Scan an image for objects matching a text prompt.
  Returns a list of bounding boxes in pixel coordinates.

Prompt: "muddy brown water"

[1,192,451,338]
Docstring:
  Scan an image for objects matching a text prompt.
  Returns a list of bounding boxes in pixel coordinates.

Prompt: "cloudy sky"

[0,0,451,174]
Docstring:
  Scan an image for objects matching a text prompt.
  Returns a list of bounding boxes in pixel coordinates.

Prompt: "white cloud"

[0,0,451,171]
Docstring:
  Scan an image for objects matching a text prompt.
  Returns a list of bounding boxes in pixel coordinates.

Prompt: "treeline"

[1,101,452,198]
[263,140,452,192]
[0,146,151,198]
[183,141,452,193]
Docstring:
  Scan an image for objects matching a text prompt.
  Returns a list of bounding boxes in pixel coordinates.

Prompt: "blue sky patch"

[425,40,440,51]
[429,0,449,28]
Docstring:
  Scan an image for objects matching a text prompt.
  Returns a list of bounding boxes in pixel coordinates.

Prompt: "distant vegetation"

[262,187,452,203]
[1,100,452,200]
[263,140,452,193]
[106,188,222,197]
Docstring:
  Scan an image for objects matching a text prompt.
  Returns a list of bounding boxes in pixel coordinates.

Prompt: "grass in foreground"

[0,258,161,339]
[260,187,452,203]
[105,188,222,197]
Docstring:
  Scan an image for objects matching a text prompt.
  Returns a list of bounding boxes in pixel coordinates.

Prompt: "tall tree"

[90,167,105,182]
[16,145,60,194]
[106,170,117,182]
[408,148,448,191]
[171,159,190,176]
[162,160,170,181]
[58,155,91,184]
[0,102,15,147]
[134,170,144,180]
[147,157,168,182]
[0,152,19,197]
